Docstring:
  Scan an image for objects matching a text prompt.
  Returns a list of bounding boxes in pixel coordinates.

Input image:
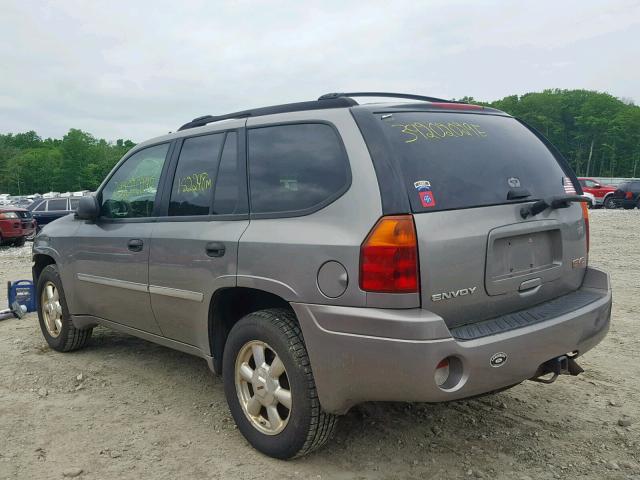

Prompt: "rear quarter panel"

[238,109,382,307]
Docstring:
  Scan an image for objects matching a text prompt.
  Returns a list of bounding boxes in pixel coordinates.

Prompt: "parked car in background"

[28,197,82,231]
[577,178,617,208]
[0,206,35,246]
[609,180,640,209]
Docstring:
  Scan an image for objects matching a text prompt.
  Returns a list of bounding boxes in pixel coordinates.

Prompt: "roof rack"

[178,97,357,131]
[178,92,463,131]
[318,92,456,103]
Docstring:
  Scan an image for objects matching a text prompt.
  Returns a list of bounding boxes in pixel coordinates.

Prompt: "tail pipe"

[529,354,584,384]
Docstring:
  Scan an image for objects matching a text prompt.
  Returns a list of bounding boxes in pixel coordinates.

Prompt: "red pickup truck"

[577,178,617,208]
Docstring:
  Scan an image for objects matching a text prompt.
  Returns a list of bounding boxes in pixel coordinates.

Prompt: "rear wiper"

[520,195,588,219]
[507,187,531,200]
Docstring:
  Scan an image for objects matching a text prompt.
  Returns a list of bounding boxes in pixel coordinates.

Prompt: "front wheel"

[36,264,92,352]
[604,196,617,209]
[223,308,337,459]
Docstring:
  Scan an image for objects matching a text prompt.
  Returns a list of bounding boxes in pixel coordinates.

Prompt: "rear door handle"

[127,239,144,252]
[205,241,226,257]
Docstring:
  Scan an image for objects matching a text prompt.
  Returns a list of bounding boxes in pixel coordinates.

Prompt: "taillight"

[625,191,633,200]
[359,215,419,293]
[581,202,590,253]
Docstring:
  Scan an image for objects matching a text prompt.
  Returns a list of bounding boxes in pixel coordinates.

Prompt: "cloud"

[1,0,638,141]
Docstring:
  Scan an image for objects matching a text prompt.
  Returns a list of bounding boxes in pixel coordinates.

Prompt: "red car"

[0,206,36,246]
[577,178,617,208]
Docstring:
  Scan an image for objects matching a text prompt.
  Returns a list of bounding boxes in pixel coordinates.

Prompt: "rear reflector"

[434,358,450,387]
[359,215,419,293]
[581,202,590,253]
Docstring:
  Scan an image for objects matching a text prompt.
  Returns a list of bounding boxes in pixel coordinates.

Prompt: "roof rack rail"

[178,97,357,131]
[318,92,456,103]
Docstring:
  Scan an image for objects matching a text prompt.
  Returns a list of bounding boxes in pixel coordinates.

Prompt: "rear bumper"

[292,267,611,414]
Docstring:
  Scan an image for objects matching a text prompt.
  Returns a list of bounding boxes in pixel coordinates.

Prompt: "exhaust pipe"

[529,355,584,384]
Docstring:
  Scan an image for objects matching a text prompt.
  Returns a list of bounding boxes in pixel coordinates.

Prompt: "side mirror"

[593,184,601,189]
[75,196,100,220]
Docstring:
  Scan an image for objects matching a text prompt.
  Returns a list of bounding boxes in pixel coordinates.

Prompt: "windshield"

[377,112,569,212]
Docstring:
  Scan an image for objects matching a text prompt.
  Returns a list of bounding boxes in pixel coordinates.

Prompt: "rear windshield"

[378,112,569,212]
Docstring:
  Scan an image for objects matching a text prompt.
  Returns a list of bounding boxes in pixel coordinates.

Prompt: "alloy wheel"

[234,340,292,435]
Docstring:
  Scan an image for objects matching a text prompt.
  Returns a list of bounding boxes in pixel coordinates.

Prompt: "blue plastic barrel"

[7,280,37,313]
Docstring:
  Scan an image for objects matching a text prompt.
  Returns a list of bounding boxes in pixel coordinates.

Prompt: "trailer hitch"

[529,355,584,384]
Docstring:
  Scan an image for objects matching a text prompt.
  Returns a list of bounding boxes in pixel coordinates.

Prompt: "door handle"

[127,239,144,252]
[205,241,226,257]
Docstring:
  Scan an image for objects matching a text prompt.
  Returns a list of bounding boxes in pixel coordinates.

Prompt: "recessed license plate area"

[486,221,563,296]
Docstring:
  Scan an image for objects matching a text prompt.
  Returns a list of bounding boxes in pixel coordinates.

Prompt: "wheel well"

[32,254,56,283]
[209,287,291,374]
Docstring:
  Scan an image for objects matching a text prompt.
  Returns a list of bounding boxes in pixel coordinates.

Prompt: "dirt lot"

[0,210,638,480]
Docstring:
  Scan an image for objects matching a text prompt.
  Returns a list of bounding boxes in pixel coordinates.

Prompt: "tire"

[36,264,92,352]
[604,196,617,209]
[222,308,337,459]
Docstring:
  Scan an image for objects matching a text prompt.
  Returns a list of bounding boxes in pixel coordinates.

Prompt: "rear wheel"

[222,308,337,459]
[37,264,92,352]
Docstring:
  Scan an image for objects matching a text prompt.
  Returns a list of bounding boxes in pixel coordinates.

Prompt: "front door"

[149,129,249,348]
[72,142,171,334]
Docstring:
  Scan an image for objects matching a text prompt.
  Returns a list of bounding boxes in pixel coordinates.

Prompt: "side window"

[212,132,240,215]
[248,123,350,215]
[578,179,586,187]
[101,143,169,218]
[47,199,68,211]
[584,180,597,188]
[169,133,225,216]
[69,198,80,210]
[34,201,46,212]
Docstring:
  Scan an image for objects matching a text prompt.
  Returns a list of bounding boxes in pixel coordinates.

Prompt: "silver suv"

[33,92,611,459]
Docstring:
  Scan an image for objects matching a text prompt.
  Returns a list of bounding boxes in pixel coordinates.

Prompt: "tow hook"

[529,355,584,384]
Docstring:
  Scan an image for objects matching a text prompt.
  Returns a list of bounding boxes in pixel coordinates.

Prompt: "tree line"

[1,89,639,195]
[0,129,135,195]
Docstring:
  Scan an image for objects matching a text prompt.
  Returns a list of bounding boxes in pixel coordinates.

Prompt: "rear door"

[373,111,587,328]
[148,128,249,347]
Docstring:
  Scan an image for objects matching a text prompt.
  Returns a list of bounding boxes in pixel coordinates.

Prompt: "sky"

[1,0,639,142]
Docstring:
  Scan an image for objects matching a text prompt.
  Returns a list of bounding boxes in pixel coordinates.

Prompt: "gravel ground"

[0,210,638,480]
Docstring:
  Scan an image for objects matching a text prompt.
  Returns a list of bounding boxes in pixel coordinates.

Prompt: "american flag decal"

[563,177,576,194]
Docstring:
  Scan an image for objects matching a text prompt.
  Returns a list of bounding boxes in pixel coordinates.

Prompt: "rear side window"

[169,133,225,216]
[248,123,350,215]
[376,112,569,212]
[47,199,68,211]
[69,198,80,210]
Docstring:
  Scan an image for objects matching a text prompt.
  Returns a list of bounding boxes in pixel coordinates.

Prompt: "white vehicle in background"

[583,191,596,208]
